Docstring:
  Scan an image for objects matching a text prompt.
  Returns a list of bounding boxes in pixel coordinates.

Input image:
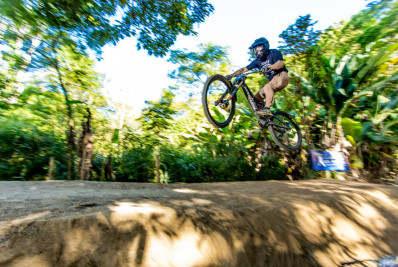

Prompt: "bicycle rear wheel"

[268,111,302,151]
[202,74,236,128]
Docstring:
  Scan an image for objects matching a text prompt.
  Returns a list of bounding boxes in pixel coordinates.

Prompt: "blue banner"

[309,149,349,171]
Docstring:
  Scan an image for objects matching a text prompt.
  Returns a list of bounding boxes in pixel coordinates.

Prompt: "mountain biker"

[226,37,289,117]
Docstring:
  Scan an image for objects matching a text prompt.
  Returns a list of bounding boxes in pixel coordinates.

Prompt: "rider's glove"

[225,74,233,80]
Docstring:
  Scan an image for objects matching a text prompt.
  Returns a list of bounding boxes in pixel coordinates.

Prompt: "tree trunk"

[54,56,75,180]
[78,108,93,180]
[155,154,160,183]
[332,91,372,181]
[320,111,333,149]
[281,148,309,180]
[263,137,274,157]
[67,121,75,180]
[104,155,114,181]
[48,156,55,180]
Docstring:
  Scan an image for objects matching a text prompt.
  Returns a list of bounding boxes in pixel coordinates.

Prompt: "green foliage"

[137,89,177,147]
[278,14,321,55]
[280,1,397,182]
[108,141,286,183]
[0,110,67,180]
[0,0,214,57]
[1,1,397,183]
[341,118,362,142]
[0,72,18,109]
[168,43,231,97]
[289,2,397,119]
[155,146,284,183]
[0,38,109,180]
[168,43,230,81]
[116,147,154,182]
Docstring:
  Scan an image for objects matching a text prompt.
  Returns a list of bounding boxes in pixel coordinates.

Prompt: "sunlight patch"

[192,198,213,205]
[173,188,200,194]
[366,191,398,208]
[11,211,51,225]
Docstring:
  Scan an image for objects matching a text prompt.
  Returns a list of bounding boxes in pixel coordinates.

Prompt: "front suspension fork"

[215,81,242,107]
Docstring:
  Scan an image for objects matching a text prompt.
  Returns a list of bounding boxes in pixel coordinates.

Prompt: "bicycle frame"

[240,82,259,114]
[237,81,276,129]
[228,70,261,115]
[225,70,270,126]
[228,71,292,131]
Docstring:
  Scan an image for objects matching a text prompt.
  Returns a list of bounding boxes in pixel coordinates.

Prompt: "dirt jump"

[0,179,397,267]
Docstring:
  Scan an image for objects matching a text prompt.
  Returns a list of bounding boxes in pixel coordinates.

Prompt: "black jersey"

[246,49,288,81]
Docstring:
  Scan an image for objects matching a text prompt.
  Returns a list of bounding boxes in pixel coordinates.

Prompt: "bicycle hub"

[220,100,229,109]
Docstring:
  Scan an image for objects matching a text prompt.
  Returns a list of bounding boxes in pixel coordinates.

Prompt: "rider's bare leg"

[263,84,275,108]
[260,71,289,108]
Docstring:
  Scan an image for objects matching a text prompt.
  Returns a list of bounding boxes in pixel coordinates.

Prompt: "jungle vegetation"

[0,0,397,183]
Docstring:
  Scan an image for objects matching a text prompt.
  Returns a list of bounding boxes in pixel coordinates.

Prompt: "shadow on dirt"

[0,180,398,266]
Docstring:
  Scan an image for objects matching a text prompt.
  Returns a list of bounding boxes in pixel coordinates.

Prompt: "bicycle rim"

[268,111,302,150]
[202,75,235,128]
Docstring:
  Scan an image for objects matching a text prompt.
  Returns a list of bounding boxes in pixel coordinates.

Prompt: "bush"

[159,145,286,183]
[0,120,67,180]
[115,147,154,182]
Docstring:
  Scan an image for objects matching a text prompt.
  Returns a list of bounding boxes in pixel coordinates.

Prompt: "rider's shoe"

[256,107,272,117]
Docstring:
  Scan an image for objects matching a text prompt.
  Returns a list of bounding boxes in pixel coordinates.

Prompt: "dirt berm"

[0,180,398,267]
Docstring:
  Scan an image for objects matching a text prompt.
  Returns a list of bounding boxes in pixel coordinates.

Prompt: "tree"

[1,0,214,180]
[41,43,105,180]
[1,25,106,179]
[168,43,231,97]
[278,14,321,147]
[279,14,321,56]
[78,108,94,180]
[138,90,176,144]
[0,85,68,180]
[287,1,398,181]
[276,15,322,178]
[136,90,177,182]
[0,0,214,57]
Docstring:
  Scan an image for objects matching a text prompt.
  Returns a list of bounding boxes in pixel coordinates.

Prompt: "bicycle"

[202,68,302,151]
[340,255,398,266]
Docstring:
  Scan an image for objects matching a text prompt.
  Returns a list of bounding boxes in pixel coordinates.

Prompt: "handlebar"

[247,68,261,74]
[225,68,262,101]
[234,68,261,83]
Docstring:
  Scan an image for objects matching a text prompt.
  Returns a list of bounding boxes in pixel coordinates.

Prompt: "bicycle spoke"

[268,111,302,150]
[202,75,236,128]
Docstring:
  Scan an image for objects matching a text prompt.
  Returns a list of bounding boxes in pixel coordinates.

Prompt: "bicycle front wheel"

[268,111,302,151]
[202,74,236,128]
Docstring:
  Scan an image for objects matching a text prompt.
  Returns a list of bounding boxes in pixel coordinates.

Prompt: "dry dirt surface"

[0,180,398,267]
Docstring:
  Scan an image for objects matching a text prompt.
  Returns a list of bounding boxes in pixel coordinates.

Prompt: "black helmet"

[249,37,270,60]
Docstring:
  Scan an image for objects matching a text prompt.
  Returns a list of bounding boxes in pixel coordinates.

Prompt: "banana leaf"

[342,117,362,141]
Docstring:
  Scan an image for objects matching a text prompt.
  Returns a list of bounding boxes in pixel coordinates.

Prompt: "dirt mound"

[0,180,398,266]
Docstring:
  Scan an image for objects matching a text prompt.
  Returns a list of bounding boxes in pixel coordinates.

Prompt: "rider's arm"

[231,67,249,77]
[269,60,285,70]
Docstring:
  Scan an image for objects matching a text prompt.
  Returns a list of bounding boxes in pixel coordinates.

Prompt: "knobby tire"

[202,74,236,128]
[268,111,302,151]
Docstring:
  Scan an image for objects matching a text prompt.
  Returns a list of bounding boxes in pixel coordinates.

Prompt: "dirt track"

[0,180,398,267]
